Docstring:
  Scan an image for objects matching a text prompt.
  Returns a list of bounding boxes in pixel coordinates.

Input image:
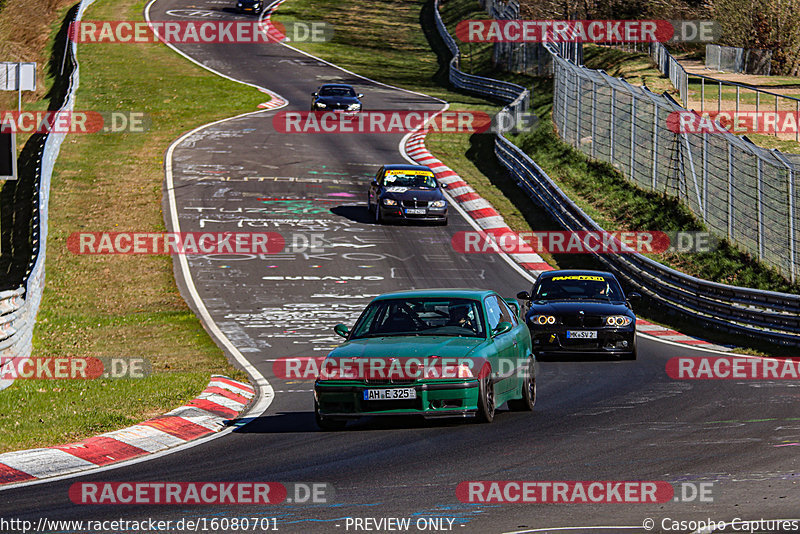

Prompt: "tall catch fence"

[432,0,800,345]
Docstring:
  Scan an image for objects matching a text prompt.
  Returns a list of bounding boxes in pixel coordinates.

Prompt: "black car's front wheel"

[475,374,495,423]
[508,356,536,411]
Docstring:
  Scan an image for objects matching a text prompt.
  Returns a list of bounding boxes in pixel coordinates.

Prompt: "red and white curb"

[403,129,734,353]
[635,319,732,351]
[405,130,551,274]
[257,88,287,110]
[0,375,254,485]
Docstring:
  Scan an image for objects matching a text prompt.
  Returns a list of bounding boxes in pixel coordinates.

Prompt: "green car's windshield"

[350,298,485,339]
[533,274,624,301]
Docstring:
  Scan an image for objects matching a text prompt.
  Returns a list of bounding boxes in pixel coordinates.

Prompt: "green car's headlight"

[430,200,446,208]
[382,198,398,206]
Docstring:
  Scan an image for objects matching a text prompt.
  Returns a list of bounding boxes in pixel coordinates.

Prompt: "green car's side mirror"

[334,324,350,338]
[493,321,513,336]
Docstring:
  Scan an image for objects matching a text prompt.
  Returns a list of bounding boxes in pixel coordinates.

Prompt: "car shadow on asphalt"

[231,412,477,433]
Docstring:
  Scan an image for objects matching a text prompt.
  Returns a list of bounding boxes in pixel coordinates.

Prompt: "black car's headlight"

[315,102,327,108]
[430,200,446,208]
[605,315,632,327]
[531,315,556,325]
[347,103,361,111]
[382,198,398,206]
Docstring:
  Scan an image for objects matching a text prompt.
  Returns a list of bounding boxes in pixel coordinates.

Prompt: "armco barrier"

[0,0,94,391]
[432,0,800,346]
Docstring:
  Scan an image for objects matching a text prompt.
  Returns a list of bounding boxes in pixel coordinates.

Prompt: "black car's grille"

[560,314,605,327]
[401,200,429,208]
[321,102,349,110]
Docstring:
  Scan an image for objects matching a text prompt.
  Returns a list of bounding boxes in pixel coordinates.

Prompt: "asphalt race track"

[1,1,799,532]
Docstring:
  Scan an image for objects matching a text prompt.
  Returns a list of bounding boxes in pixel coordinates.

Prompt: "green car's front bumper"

[314,380,480,419]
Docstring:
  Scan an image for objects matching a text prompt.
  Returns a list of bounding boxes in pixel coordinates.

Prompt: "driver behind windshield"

[384,173,436,189]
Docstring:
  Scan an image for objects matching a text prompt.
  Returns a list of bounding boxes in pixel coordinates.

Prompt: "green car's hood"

[329,336,486,361]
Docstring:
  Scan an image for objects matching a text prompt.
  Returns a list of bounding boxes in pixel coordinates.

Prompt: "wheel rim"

[527,361,536,403]
[485,377,494,417]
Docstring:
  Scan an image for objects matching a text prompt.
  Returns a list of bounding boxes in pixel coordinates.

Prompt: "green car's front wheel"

[508,356,536,411]
[475,374,495,423]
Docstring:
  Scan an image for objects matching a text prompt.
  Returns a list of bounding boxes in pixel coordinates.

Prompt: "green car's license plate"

[363,388,417,400]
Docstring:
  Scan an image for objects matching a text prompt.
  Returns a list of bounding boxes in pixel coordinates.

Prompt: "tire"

[374,203,383,224]
[508,357,536,411]
[315,402,346,431]
[475,374,495,423]
[367,194,374,215]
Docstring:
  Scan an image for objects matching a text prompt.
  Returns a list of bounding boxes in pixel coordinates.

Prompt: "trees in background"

[714,0,800,75]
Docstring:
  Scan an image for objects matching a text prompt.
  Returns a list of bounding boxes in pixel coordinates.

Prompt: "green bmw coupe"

[313,289,536,430]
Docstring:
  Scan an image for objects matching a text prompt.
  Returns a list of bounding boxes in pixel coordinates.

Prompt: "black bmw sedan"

[517,270,640,359]
[367,164,448,225]
[310,84,363,112]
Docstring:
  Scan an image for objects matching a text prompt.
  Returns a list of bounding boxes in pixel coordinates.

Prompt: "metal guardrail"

[0,0,93,390]
[432,0,800,346]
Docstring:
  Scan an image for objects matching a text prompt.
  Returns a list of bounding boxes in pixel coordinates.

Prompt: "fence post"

[610,86,616,162]
[756,158,763,260]
[652,102,658,189]
[592,80,597,158]
[576,75,582,149]
[630,94,636,182]
[773,150,797,283]
[727,144,734,240]
[702,133,708,221]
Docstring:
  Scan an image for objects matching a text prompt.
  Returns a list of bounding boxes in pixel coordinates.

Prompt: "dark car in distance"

[367,164,448,225]
[236,0,262,14]
[310,84,363,112]
[517,270,640,360]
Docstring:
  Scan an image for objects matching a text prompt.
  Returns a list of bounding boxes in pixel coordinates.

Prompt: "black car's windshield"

[533,274,625,301]
[318,86,356,97]
[350,298,485,339]
[383,171,437,189]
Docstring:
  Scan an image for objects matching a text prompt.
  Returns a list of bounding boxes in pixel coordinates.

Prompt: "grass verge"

[0,0,263,453]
